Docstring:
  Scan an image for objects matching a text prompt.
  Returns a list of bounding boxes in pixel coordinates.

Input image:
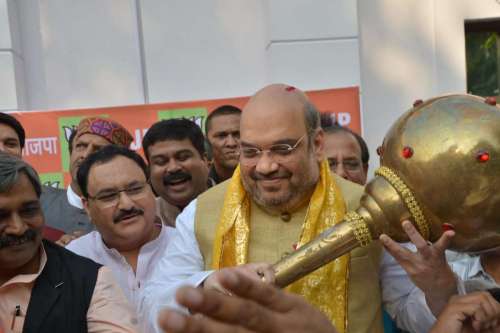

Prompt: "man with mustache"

[142,119,210,227]
[205,105,241,184]
[40,117,134,245]
[320,116,369,186]
[141,84,454,333]
[141,84,385,333]
[0,152,138,332]
[65,145,178,318]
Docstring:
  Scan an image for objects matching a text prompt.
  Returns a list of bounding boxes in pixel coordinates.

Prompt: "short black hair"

[321,115,370,165]
[68,129,77,153]
[142,118,205,161]
[0,112,26,148]
[0,151,41,198]
[205,105,241,134]
[77,145,148,198]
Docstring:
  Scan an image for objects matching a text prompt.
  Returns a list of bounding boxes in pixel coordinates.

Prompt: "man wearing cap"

[0,152,138,333]
[40,117,133,243]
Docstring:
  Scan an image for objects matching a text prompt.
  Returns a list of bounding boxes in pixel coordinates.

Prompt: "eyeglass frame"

[86,181,150,208]
[239,134,307,163]
[327,158,364,172]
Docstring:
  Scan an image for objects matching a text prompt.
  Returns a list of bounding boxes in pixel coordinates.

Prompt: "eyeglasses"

[87,182,149,208]
[328,159,363,172]
[240,134,306,163]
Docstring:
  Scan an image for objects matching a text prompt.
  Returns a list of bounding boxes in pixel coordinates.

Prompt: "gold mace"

[273,94,500,288]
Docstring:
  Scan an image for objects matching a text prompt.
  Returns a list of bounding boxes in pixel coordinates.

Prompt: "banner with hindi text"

[10,87,360,189]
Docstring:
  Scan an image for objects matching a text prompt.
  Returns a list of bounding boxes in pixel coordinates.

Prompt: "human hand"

[380,220,456,315]
[203,263,275,294]
[55,230,84,247]
[430,292,500,333]
[158,268,338,333]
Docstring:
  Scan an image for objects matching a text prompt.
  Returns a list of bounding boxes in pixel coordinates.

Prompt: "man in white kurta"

[140,85,458,333]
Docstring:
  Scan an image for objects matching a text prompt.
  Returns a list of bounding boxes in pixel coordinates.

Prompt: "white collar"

[66,184,84,209]
[97,221,168,258]
[467,256,485,278]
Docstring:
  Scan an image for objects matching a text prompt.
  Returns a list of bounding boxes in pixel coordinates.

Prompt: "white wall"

[16,0,145,110]
[358,0,500,172]
[4,0,500,175]
[140,0,269,102]
[433,0,500,94]
[8,0,361,110]
[0,0,24,111]
[358,0,437,171]
[266,0,360,90]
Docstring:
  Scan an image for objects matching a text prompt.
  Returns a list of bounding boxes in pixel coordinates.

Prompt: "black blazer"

[23,240,101,333]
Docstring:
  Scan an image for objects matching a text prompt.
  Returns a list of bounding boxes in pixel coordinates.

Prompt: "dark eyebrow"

[240,138,298,148]
[94,180,144,196]
[150,153,167,161]
[240,141,258,148]
[22,200,41,208]
[175,149,194,155]
[272,139,298,146]
[94,187,119,195]
[4,137,19,143]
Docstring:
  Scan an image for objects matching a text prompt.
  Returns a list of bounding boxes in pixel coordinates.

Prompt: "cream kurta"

[194,174,383,333]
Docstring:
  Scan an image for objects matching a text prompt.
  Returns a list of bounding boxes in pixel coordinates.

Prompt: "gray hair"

[0,152,41,197]
[304,100,320,137]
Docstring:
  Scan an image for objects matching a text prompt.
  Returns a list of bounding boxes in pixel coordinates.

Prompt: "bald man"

[140,84,435,333]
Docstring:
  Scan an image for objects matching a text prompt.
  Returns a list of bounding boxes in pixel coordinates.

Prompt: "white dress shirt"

[139,199,438,333]
[449,253,499,292]
[66,223,174,312]
[66,184,84,209]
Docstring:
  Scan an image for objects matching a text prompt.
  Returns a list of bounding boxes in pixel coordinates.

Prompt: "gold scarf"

[211,160,349,332]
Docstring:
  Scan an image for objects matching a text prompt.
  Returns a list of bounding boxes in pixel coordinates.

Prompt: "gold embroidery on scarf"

[211,161,349,332]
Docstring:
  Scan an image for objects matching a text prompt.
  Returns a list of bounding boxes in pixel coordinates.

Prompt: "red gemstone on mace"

[402,147,413,158]
[292,243,298,250]
[376,146,384,156]
[413,99,423,107]
[285,86,296,92]
[485,97,497,106]
[477,151,490,162]
[442,223,455,232]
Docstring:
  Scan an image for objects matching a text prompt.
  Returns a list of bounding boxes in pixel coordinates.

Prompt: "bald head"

[242,84,319,137]
[239,84,324,213]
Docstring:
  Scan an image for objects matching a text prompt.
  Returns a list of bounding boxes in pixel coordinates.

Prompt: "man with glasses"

[65,145,175,318]
[141,84,394,333]
[41,117,134,245]
[0,152,138,332]
[321,117,369,186]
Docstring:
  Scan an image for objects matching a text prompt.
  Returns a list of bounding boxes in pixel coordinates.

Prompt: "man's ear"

[202,152,210,168]
[313,128,325,162]
[362,163,369,183]
[82,198,92,219]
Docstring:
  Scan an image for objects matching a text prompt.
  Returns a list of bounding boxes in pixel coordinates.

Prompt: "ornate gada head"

[374,94,500,252]
[273,94,500,287]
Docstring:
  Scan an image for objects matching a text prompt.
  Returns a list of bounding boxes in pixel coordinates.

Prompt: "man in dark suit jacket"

[0,152,137,333]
